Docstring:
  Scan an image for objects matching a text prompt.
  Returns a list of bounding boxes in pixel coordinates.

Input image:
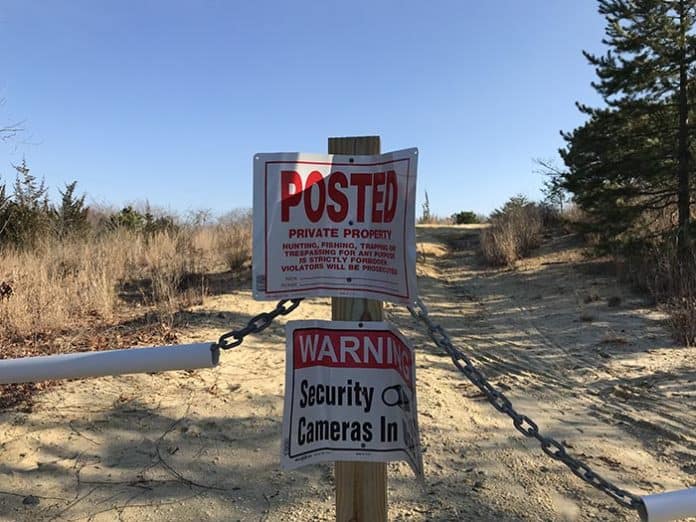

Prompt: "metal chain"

[407,297,645,513]
[212,296,644,512]
[216,298,303,350]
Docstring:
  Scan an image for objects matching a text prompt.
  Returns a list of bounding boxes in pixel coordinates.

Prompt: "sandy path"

[0,225,694,521]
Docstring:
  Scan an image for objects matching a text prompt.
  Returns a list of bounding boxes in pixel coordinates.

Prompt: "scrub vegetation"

[481,0,696,346]
[479,195,544,266]
[0,162,252,342]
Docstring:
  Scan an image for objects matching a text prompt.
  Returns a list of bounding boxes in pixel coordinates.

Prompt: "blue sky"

[0,1,606,218]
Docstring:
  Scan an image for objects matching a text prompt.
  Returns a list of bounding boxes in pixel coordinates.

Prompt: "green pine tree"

[570,0,696,253]
[54,181,89,240]
[560,103,686,246]
[5,160,52,248]
[109,206,145,231]
[0,175,10,245]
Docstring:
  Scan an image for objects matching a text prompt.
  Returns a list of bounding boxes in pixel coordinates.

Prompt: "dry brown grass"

[0,219,252,340]
[216,216,252,271]
[480,204,542,266]
[417,214,453,225]
[0,237,122,338]
[668,297,696,346]
[620,241,696,346]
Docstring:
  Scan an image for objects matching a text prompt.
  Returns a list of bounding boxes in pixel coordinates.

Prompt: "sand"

[0,225,694,521]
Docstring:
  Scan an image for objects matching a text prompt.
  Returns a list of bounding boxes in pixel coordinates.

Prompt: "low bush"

[622,240,696,346]
[217,211,252,271]
[452,211,481,225]
[668,296,696,346]
[480,195,542,266]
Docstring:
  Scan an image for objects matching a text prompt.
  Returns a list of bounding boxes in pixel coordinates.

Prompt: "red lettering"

[349,173,372,222]
[383,170,397,222]
[304,170,326,223]
[327,172,348,221]
[281,171,302,222]
[371,171,385,222]
[279,169,399,224]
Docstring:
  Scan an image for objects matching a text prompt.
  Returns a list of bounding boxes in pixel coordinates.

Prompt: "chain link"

[216,299,303,349]
[407,298,644,512]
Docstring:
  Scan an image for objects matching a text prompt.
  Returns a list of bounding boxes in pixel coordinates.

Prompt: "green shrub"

[0,161,52,249]
[108,206,177,235]
[53,181,90,240]
[452,211,480,224]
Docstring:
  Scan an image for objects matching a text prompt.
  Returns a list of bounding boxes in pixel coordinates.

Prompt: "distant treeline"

[0,160,224,251]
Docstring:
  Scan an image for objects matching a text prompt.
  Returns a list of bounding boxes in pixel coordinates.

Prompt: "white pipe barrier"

[641,488,696,522]
[0,343,219,384]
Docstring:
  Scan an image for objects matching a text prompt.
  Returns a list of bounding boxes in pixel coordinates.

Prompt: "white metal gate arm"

[640,488,696,522]
[0,343,219,384]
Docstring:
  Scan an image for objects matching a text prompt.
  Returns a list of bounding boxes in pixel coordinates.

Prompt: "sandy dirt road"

[0,225,694,521]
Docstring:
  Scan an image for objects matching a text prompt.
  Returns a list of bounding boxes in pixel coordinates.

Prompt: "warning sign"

[281,320,423,477]
[252,148,418,304]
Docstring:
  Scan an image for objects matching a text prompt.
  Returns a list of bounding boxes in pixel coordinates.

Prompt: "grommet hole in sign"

[382,384,410,412]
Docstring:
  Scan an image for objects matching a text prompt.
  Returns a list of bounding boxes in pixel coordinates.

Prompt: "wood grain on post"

[328,136,387,522]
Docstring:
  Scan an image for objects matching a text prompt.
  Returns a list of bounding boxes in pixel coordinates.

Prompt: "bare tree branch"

[0,123,23,142]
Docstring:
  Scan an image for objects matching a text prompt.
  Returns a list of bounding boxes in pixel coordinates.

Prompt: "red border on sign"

[292,327,414,388]
[264,157,413,299]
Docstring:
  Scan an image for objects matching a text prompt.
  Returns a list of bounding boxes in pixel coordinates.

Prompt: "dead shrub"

[216,215,252,272]
[481,221,518,266]
[140,231,188,315]
[667,297,696,346]
[480,196,542,266]
[622,241,696,346]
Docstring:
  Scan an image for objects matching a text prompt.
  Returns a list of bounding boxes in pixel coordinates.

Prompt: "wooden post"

[329,136,387,522]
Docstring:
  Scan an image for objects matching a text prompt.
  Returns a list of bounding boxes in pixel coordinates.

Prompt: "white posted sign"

[252,148,418,304]
[281,320,423,477]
